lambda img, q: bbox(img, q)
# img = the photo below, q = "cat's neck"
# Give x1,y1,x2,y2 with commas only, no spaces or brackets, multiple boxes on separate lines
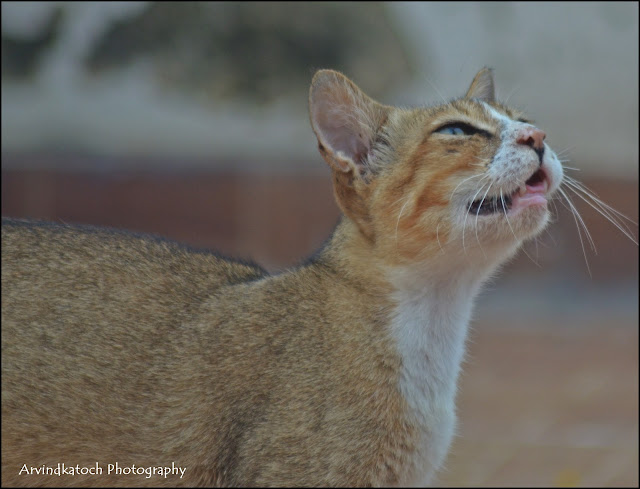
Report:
317,217,510,302
317,217,509,485
314,216,504,394
385,262,480,486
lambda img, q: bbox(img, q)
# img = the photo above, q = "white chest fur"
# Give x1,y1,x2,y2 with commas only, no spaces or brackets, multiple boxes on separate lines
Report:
388,266,483,486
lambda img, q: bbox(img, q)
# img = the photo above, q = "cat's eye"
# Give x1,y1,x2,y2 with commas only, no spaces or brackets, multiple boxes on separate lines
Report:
434,122,489,137
437,125,466,136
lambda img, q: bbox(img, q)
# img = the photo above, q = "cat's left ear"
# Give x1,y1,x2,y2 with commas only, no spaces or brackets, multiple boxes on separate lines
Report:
309,70,389,179
465,67,495,102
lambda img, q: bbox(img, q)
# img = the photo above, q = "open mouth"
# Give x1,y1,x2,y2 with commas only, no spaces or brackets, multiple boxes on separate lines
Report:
468,168,549,215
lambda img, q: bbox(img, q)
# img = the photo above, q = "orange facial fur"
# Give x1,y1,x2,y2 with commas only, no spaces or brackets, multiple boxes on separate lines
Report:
310,70,562,269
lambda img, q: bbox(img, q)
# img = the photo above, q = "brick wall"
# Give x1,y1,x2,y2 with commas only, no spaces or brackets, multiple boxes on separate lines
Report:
2,165,637,281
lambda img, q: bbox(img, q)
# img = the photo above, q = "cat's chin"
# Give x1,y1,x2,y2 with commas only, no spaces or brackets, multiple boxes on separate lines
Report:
467,204,550,248
505,204,551,242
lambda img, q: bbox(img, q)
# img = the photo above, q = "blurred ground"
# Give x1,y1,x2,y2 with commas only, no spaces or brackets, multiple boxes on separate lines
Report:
439,319,638,487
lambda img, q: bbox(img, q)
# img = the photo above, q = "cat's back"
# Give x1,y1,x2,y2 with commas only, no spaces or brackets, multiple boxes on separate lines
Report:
1,218,268,349
2,218,267,373
2,217,266,301
2,217,267,349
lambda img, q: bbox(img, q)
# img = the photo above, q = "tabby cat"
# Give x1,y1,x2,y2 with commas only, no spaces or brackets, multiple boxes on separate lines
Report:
3,68,571,486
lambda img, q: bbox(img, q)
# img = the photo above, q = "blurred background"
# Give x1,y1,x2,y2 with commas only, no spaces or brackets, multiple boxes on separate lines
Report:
2,2,637,486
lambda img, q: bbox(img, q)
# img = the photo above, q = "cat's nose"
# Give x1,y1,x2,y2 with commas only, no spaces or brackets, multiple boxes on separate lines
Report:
517,126,546,163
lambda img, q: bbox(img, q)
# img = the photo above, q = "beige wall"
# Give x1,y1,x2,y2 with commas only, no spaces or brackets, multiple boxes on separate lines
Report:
389,2,639,179
2,2,638,179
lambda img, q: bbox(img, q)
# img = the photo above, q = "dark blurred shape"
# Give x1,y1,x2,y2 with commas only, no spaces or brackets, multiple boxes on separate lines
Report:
85,1,413,104
1,6,63,79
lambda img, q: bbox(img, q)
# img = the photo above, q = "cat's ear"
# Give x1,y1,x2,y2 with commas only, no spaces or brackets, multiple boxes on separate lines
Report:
465,67,495,102
309,70,389,178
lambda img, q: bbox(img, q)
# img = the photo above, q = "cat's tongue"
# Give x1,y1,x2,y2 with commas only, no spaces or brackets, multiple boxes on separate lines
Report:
510,173,548,213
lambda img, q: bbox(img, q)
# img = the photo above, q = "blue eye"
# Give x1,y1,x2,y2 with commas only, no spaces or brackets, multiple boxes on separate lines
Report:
437,125,466,135
434,122,491,138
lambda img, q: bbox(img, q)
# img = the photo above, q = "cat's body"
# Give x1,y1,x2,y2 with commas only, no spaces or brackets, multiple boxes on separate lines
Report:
2,68,564,486
1,219,408,486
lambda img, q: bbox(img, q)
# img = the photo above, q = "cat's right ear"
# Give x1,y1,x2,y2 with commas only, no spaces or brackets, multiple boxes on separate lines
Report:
465,67,495,102
309,70,389,178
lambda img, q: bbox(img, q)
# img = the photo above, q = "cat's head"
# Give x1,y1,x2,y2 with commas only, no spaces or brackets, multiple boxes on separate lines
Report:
309,68,563,266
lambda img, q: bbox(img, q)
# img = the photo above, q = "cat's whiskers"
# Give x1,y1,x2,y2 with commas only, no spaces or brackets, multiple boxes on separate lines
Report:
548,169,638,276
390,195,409,209
500,189,541,268
474,183,494,258
555,146,576,159
557,187,593,277
436,220,445,254
537,227,557,249
462,177,491,257
547,195,563,248
560,187,598,252
562,176,638,242
467,157,489,169
504,84,520,106
421,74,447,104
468,155,489,168
549,194,561,219
449,173,484,203
395,197,412,249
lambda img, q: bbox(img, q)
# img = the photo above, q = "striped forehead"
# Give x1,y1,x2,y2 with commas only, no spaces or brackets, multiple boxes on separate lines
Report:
429,99,520,130
481,102,516,127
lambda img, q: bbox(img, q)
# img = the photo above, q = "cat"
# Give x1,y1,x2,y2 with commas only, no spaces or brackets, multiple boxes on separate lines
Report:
2,67,570,486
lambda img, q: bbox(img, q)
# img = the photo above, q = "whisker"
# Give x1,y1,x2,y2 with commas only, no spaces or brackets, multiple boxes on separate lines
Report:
544,193,560,247
463,178,491,256
564,176,638,227
554,193,574,214
436,220,445,254
474,183,493,258
555,146,576,159
558,187,592,277
562,180,638,245
558,186,598,252
389,195,409,208
467,155,489,169
449,173,484,203
550,195,560,220
563,178,634,228
395,197,412,247
421,74,447,104
504,84,520,106
500,189,540,268
541,227,557,248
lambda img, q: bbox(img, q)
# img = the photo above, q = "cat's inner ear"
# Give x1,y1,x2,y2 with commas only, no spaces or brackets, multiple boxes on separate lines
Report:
309,70,387,176
465,67,495,102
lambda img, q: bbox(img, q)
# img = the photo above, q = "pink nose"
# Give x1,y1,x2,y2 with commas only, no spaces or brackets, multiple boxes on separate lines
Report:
517,126,546,151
